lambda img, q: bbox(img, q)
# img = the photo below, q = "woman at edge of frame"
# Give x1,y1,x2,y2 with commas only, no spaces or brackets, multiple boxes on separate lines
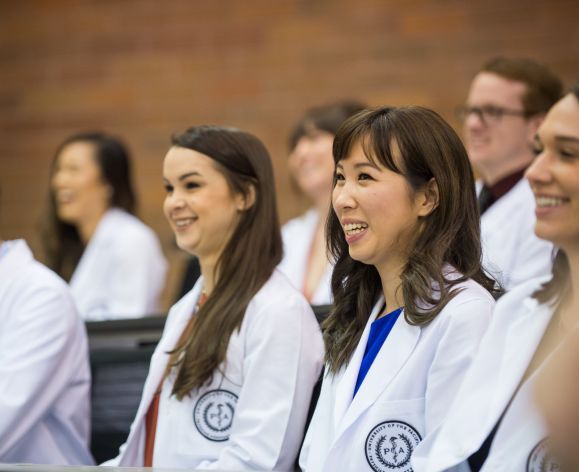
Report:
413,85,579,471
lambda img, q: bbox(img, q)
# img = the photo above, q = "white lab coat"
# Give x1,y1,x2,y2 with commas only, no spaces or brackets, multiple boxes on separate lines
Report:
107,269,324,470
300,276,495,472
480,179,553,290
70,208,168,321
279,208,333,305
412,277,558,472
0,240,93,465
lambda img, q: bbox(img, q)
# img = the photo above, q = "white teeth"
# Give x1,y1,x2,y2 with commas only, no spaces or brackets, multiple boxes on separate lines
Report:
344,223,368,234
536,196,566,208
174,218,196,227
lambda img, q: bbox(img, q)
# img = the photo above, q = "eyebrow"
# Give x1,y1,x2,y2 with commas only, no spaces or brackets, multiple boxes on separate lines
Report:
554,135,579,144
336,161,379,170
162,171,202,183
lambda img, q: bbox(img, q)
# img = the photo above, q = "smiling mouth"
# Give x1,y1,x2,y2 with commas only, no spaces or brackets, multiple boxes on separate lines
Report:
343,223,368,236
55,190,75,204
536,196,569,208
174,217,197,228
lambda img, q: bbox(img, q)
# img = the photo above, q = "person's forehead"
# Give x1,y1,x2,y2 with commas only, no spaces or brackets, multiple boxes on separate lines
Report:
467,72,527,106
540,94,579,137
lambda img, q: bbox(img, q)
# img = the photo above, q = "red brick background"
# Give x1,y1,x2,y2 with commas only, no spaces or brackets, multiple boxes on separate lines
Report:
1,0,578,308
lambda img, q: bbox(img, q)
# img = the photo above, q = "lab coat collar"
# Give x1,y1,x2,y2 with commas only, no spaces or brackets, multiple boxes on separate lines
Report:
333,296,421,441
489,296,553,417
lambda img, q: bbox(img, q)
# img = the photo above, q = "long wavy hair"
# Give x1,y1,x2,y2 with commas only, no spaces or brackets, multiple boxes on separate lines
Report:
41,132,136,281
324,106,497,373
532,85,579,306
167,126,283,399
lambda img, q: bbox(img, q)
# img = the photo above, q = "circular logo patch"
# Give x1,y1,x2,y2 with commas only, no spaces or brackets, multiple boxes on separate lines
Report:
365,420,422,471
527,438,560,472
193,389,238,442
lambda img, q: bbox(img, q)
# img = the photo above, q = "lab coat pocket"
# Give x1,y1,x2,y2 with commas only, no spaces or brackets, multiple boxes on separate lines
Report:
363,398,425,472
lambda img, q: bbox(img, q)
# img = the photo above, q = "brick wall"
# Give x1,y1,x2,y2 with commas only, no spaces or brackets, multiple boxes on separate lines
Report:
1,0,578,308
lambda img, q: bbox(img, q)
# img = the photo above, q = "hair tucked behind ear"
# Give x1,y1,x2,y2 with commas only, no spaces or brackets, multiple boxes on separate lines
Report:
166,126,283,399
323,107,497,373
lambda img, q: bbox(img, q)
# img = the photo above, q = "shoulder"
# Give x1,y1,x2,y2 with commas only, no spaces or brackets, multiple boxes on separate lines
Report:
108,209,159,241
493,275,550,318
428,276,495,328
247,269,315,323
6,259,78,330
281,208,318,237
99,209,164,258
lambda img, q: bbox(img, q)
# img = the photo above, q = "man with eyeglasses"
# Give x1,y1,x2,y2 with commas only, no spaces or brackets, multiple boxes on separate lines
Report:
459,57,562,290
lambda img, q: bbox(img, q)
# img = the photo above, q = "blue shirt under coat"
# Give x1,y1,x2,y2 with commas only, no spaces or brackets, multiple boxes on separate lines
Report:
353,307,403,397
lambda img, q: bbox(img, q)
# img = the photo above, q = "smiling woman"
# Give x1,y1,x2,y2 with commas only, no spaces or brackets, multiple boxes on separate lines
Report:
279,101,366,305
413,86,579,472
42,132,167,321
300,106,497,472
105,126,324,470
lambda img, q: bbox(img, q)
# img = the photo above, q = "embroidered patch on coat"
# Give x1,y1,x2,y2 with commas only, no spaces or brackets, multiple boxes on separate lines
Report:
365,420,422,471
193,389,238,442
527,438,560,472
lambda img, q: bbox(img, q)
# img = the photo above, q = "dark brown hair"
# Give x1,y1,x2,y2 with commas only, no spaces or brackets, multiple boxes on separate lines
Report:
324,106,497,373
42,132,136,280
167,126,283,398
288,100,367,151
481,57,563,116
532,85,579,305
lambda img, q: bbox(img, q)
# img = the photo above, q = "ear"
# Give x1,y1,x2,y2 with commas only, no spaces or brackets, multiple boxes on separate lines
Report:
235,183,256,212
417,178,439,217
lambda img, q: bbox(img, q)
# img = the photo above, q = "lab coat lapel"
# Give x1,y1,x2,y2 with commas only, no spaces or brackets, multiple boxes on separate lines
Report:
334,299,421,440
132,279,204,421
490,297,553,416
332,299,382,427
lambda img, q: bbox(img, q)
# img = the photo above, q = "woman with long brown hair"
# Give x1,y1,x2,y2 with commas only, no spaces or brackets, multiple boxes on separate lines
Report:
106,126,323,470
414,86,579,472
43,132,167,320
300,106,496,471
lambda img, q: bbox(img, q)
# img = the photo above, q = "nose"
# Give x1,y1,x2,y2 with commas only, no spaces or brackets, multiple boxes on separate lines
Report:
464,109,486,132
332,180,356,213
165,190,186,212
289,140,310,164
51,168,67,190
525,151,552,186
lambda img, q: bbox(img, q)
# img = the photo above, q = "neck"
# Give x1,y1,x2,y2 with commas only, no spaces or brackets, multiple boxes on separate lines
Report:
479,152,533,186
199,257,218,295
376,258,406,314
77,207,108,244
562,248,579,328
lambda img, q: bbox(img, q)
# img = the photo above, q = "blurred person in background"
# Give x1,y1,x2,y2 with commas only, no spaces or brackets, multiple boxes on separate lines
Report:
105,126,323,470
414,84,579,472
0,237,93,465
279,100,366,305
458,57,562,290
42,132,167,321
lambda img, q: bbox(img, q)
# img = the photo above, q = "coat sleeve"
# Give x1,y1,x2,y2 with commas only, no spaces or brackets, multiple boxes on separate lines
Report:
423,295,494,435
196,293,324,471
0,277,81,456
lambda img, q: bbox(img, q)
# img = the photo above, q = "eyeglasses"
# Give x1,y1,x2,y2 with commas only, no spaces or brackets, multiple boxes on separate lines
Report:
456,105,529,125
